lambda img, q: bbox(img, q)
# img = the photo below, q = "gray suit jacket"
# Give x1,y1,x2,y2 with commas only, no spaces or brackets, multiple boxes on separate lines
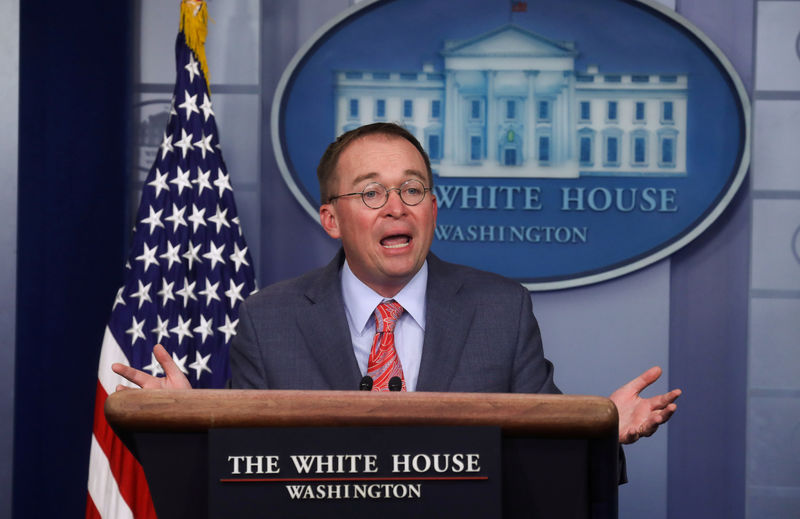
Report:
230,251,559,394
228,253,629,484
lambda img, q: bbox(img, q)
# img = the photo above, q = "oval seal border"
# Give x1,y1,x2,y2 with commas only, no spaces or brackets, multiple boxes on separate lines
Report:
271,0,751,291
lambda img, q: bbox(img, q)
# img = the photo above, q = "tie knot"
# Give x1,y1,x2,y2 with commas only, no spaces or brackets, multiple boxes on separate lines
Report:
374,300,403,333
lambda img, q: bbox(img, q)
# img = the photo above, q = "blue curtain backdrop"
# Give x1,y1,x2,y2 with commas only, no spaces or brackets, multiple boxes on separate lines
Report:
15,1,132,516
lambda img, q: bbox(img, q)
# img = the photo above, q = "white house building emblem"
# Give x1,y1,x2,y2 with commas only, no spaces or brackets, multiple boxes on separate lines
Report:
335,25,687,180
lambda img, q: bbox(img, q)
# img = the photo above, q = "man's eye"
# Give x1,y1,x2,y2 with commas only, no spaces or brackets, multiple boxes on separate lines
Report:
405,187,421,196
363,190,380,199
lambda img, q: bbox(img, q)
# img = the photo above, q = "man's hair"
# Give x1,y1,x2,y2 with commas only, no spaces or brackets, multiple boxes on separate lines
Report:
316,122,433,205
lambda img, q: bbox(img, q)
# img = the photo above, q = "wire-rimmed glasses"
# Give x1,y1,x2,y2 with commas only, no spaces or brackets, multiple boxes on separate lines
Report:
328,178,431,209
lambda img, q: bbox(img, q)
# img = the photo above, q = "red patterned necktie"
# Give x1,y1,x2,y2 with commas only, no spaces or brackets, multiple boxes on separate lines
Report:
367,300,406,392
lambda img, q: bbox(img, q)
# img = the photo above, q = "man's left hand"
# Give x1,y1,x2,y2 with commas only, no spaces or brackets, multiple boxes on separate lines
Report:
610,366,681,445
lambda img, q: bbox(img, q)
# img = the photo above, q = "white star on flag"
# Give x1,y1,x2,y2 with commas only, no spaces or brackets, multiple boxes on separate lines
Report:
189,351,213,380
174,128,194,158
188,203,207,232
112,286,126,310
193,315,214,343
125,316,146,344
214,168,232,196
140,206,165,235
208,205,230,233
182,241,202,269
185,53,200,83
198,277,221,305
142,352,165,377
170,316,193,346
218,314,238,343
130,280,153,309
157,278,175,306
165,203,187,232
230,243,250,272
171,165,193,194
225,279,245,308
171,352,189,375
203,241,226,269
149,167,170,196
178,89,199,119
176,277,197,306
135,242,160,271
159,241,182,270
193,132,214,159
193,168,212,195
159,132,174,160
168,95,178,118
199,93,214,121
151,315,171,344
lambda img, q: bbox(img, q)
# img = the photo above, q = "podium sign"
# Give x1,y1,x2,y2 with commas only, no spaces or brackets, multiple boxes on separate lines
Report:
105,390,619,518
209,426,501,518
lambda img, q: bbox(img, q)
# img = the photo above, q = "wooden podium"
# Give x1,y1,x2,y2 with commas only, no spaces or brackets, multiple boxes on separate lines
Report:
106,390,619,518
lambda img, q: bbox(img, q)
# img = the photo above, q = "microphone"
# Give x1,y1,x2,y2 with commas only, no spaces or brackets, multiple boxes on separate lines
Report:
388,376,402,392
359,376,373,391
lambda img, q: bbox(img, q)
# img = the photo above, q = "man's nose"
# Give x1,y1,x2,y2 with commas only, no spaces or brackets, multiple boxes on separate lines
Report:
383,188,406,212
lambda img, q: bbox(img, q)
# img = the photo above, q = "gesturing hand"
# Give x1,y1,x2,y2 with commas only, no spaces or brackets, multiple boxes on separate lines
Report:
111,344,192,391
610,366,681,445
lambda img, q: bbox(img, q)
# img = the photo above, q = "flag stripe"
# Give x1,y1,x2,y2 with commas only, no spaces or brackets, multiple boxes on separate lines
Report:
91,380,158,518
87,435,135,519
98,326,135,396
86,493,102,519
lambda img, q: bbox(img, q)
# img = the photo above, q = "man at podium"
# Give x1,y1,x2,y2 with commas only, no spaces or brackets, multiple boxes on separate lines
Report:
114,122,680,449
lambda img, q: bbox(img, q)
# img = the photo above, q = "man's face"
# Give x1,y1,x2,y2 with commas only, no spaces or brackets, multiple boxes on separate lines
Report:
319,134,437,298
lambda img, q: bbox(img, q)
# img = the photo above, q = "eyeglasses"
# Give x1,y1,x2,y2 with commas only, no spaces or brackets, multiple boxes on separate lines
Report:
328,179,432,209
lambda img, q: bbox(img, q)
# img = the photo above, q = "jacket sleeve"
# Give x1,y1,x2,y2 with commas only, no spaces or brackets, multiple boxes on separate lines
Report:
510,286,560,395
229,300,269,389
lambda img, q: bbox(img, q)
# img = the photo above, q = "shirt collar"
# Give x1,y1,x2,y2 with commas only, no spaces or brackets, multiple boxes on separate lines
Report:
341,259,428,335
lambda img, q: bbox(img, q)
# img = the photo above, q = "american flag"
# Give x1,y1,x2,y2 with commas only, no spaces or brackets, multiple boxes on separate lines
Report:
86,4,256,517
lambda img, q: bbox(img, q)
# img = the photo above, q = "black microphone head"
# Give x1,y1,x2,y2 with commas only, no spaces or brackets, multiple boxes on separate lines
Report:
359,375,373,391
388,376,402,392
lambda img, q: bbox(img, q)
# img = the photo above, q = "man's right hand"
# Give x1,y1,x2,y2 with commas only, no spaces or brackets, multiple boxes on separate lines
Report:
111,344,192,391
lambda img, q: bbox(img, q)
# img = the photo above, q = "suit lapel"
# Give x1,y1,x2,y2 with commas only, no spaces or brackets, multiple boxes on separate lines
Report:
297,251,363,390
416,255,475,392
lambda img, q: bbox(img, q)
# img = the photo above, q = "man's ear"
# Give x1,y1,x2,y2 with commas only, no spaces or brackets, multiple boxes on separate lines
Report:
319,204,341,239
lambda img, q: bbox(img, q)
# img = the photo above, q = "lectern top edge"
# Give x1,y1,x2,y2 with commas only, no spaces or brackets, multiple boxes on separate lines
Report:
105,389,618,438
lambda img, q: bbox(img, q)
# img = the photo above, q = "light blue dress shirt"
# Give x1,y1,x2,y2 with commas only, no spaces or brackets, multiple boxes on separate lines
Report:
340,260,427,391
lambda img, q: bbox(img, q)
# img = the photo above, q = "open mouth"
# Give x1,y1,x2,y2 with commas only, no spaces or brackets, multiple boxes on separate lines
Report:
380,234,411,249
